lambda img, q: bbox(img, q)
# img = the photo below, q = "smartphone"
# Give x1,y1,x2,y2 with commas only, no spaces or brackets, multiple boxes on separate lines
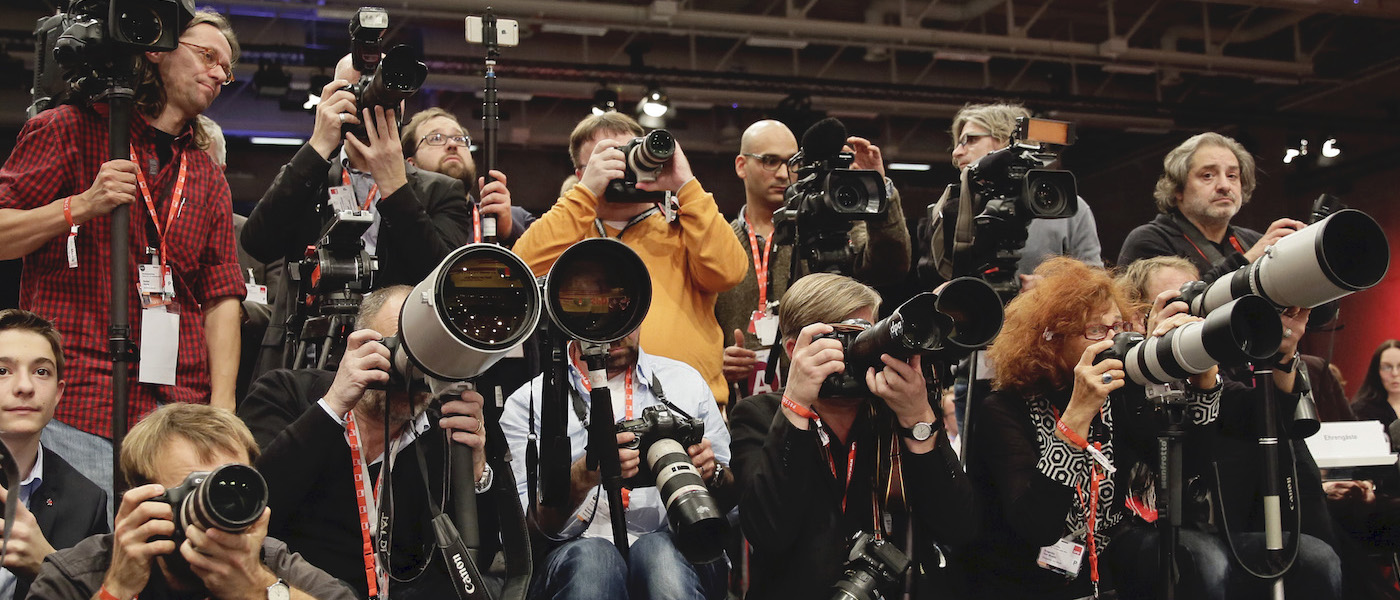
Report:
465,15,520,47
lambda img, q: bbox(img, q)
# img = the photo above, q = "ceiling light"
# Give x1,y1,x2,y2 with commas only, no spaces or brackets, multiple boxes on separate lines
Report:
1283,148,1300,164
592,86,619,115
639,88,670,117
251,136,306,146
1101,64,1156,76
888,163,931,171
1322,138,1340,158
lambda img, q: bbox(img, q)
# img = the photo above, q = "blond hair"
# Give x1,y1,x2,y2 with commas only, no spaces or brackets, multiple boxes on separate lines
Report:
1116,255,1199,308
949,103,1029,166
121,404,260,486
778,273,882,343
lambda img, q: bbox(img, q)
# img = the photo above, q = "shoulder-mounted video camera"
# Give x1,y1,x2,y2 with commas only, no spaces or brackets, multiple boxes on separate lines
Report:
965,117,1079,229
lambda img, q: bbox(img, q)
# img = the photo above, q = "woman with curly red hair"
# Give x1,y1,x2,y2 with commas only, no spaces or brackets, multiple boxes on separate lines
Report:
961,257,1222,599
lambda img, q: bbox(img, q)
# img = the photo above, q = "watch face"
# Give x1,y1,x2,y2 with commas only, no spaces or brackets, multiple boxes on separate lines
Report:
268,581,290,600
911,423,933,441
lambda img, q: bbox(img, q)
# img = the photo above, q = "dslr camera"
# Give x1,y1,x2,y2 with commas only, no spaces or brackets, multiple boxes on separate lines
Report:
615,405,727,564
154,464,269,546
604,129,676,204
340,8,426,133
831,531,911,600
773,118,888,276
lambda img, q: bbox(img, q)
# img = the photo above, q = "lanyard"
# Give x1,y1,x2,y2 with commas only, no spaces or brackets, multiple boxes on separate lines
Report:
344,411,385,599
130,144,187,276
593,207,657,239
342,170,379,210
472,202,483,243
1078,450,1105,597
826,440,858,513
744,212,774,312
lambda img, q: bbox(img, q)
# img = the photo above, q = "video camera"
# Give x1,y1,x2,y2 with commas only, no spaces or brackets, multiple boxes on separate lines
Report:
615,405,727,564
830,531,911,600
604,129,676,203
288,210,378,370
816,277,1003,397
340,8,426,138
773,117,888,276
30,0,195,116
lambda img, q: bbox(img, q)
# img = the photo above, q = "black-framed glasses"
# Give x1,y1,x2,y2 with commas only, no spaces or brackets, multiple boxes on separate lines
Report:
1084,321,1128,341
420,132,471,147
742,153,795,172
179,42,234,86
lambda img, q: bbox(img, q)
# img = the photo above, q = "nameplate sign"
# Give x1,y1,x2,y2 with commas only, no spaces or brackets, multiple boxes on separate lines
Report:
1305,421,1398,468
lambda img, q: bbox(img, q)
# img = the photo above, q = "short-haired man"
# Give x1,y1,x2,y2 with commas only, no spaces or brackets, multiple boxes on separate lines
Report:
1117,131,1307,281
239,286,503,598
512,112,747,404
400,107,535,244
715,120,912,404
728,273,976,599
241,55,473,381
0,309,108,600
0,11,246,495
28,404,355,600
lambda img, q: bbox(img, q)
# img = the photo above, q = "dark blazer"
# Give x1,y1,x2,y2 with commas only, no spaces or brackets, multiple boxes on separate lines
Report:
16,447,109,599
240,144,472,380
1117,211,1262,282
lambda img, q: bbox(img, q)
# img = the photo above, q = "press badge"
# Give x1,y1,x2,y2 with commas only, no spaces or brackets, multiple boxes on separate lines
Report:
138,306,179,386
138,263,174,307
327,185,358,211
1036,537,1085,578
244,269,268,305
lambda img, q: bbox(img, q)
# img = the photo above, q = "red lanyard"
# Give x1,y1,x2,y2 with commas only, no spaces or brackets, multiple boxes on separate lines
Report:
1182,232,1246,263
1078,450,1105,595
342,170,379,210
745,209,774,312
826,440,858,513
130,144,187,275
472,203,483,243
344,412,383,599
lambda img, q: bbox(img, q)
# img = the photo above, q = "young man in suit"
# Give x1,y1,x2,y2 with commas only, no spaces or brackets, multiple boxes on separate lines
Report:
0,309,108,600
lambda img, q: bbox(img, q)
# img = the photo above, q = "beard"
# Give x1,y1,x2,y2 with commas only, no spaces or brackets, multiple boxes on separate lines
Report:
358,388,433,426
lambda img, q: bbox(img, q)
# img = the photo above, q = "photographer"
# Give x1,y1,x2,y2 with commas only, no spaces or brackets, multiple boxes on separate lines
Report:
0,10,246,495
238,286,502,599
499,315,732,599
512,113,747,406
240,53,472,380
728,273,975,600
716,119,911,404
27,404,353,600
962,257,1221,599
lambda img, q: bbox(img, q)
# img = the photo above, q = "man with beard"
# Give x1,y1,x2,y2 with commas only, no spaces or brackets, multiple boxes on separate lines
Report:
499,264,734,600
400,108,535,244
28,403,354,600
238,286,501,598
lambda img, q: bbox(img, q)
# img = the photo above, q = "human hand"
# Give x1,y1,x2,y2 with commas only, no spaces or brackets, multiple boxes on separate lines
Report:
616,432,640,479
844,136,885,178
343,105,408,197
723,329,758,382
181,507,278,600
687,438,717,482
1244,218,1308,263
76,160,139,223
866,354,931,423
1063,339,1124,440
323,329,391,417
309,78,359,159
580,139,626,199
476,169,514,237
635,141,696,192
0,485,56,577
1145,288,1191,335
102,484,176,600
440,388,488,483
1278,306,1311,360
1323,480,1376,504
783,323,845,411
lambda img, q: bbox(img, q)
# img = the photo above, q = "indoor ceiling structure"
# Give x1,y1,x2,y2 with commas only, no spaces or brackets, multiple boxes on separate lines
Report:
4,0,1399,171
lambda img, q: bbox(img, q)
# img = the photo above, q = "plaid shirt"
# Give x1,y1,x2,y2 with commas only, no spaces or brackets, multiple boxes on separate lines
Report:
0,103,245,438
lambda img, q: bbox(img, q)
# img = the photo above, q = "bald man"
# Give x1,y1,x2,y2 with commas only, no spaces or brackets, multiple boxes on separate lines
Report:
714,120,911,404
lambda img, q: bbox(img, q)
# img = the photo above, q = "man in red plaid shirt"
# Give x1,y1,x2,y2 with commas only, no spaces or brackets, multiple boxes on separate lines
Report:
0,10,244,497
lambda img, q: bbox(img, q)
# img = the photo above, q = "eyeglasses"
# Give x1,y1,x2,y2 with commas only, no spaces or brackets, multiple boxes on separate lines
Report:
954,133,992,149
420,132,471,147
742,153,795,172
1380,364,1400,374
179,42,234,86
1084,321,1128,341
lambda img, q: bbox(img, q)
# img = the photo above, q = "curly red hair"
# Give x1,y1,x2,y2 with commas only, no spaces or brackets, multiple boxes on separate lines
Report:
988,257,1133,396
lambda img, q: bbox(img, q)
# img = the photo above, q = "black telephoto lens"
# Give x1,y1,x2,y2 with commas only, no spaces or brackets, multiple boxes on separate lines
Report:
190,463,269,531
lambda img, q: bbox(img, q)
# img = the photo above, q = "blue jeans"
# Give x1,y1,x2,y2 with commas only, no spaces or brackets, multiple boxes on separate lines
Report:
531,533,728,600
41,419,114,526
1107,524,1342,600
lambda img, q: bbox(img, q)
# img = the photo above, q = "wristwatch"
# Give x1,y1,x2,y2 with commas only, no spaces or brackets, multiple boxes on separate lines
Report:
267,578,290,600
898,422,937,442
708,462,726,487
1276,353,1300,374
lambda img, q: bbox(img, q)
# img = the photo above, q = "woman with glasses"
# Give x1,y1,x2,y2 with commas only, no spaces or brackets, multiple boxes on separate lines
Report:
961,257,1223,599
1350,340,1400,426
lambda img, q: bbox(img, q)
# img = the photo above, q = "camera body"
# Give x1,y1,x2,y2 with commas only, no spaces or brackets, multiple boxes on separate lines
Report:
604,129,676,203
296,210,377,300
616,405,704,486
831,531,911,600
153,464,268,545
814,321,874,398
965,116,1079,229
338,9,426,139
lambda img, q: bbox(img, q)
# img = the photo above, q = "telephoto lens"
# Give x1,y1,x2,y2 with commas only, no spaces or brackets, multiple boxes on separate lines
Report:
1120,295,1282,385
629,129,675,174
647,439,728,564
156,463,269,537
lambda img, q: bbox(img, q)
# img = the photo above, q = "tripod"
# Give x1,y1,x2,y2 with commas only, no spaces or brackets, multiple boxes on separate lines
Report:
1147,382,1191,600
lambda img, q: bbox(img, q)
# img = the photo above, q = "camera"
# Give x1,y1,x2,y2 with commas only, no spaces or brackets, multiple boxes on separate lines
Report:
815,278,1003,397
30,0,195,115
604,129,676,203
287,210,378,370
830,531,911,600
773,118,888,276
154,464,269,543
965,117,1079,228
339,8,426,138
1097,295,1282,386
614,406,727,565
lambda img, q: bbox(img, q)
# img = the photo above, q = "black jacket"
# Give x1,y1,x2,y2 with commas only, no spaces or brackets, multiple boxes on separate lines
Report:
240,144,472,379
729,391,976,600
1117,211,1262,281
13,448,109,600
239,368,501,600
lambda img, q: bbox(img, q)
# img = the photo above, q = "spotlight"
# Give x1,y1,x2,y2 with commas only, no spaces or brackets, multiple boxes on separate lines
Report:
1322,138,1340,158
592,86,619,115
636,86,669,128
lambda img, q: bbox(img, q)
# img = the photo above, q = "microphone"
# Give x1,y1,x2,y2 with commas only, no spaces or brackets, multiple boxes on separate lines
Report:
800,117,848,162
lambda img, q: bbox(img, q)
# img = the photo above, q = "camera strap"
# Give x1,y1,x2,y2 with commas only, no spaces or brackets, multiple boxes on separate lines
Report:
1171,212,1245,267
592,207,657,239
412,433,489,600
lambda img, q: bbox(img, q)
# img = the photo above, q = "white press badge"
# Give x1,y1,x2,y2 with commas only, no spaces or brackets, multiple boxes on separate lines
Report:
244,269,268,305
1037,537,1085,578
752,313,780,347
138,306,179,385
327,185,358,211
